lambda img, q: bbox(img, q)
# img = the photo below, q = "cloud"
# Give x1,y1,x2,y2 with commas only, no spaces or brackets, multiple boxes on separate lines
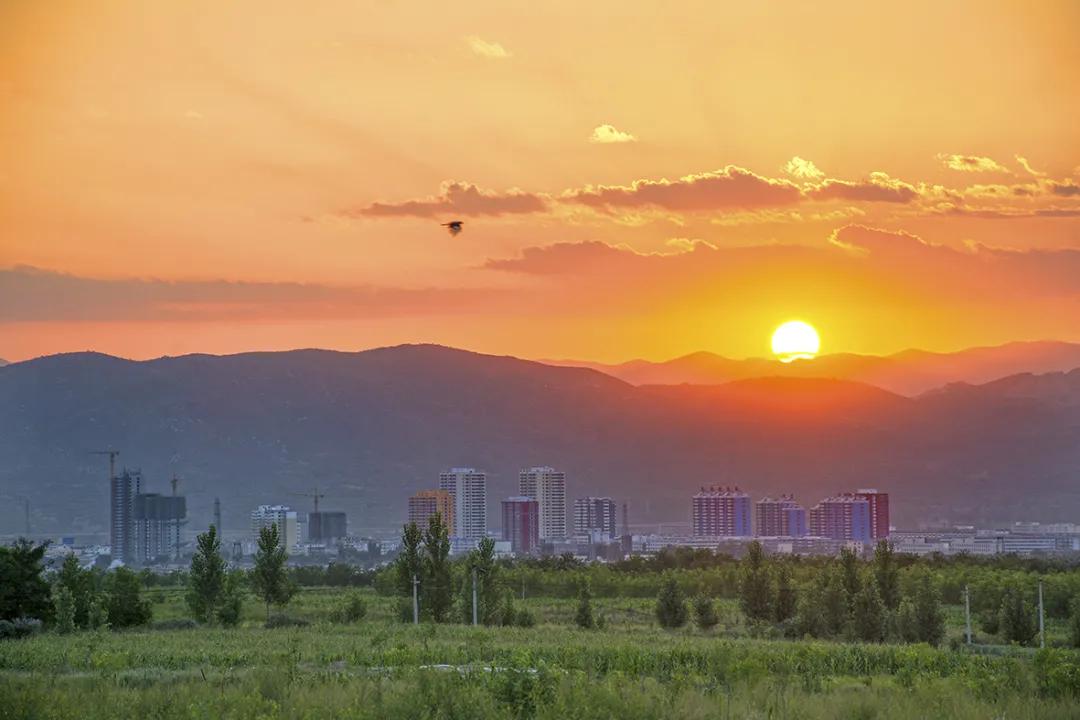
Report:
563,165,802,212
1050,180,1080,197
347,182,547,219
782,157,825,180
0,266,503,323
589,124,637,144
466,36,511,59
806,173,919,203
937,154,1010,173
1015,155,1046,177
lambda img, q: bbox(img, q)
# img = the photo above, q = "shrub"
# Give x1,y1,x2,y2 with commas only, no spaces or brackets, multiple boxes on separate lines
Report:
999,585,1037,646
87,596,109,631
0,617,43,640
655,573,688,629
575,578,594,629
150,618,199,631
106,567,152,628
53,586,76,634
692,595,719,631
217,574,244,627
339,593,368,623
265,614,310,629
515,608,536,628
979,609,1000,636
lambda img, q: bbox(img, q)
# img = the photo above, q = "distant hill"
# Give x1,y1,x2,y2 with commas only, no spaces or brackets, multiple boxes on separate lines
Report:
547,341,1080,396
1,345,1077,537
0,358,7,367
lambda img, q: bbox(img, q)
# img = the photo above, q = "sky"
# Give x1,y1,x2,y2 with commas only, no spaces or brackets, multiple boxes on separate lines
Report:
1,0,1078,363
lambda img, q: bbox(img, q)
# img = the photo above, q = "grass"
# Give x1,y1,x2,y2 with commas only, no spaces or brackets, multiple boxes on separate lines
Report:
1,587,1078,719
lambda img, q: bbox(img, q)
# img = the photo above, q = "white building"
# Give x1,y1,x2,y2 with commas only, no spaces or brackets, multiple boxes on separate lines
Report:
438,468,487,541
250,505,300,552
519,466,567,541
574,496,617,542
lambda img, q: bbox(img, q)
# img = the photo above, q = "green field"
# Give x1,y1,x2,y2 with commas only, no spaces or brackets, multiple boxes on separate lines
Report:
3,587,1079,720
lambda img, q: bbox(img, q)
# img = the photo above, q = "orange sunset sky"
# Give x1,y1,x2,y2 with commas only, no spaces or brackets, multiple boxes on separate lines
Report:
1,0,1078,363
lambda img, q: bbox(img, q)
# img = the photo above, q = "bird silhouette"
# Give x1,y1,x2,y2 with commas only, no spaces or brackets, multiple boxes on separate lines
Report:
441,220,464,236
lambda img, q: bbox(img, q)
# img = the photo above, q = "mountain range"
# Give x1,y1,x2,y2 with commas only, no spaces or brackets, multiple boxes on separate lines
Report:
0,344,1078,539
547,341,1080,396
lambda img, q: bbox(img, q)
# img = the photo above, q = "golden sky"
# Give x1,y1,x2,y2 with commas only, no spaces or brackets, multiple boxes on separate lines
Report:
1,0,1078,362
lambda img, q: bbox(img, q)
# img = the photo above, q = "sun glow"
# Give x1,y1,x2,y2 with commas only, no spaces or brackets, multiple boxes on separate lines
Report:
771,321,820,363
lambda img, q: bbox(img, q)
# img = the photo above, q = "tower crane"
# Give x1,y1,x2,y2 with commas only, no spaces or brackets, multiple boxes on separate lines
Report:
290,486,326,514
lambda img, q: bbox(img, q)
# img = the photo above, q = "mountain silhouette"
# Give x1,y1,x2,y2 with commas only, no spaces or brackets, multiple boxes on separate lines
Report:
1,345,1077,537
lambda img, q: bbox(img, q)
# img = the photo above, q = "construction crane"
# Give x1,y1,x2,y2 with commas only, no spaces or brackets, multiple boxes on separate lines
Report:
170,475,182,561
290,486,326,514
89,449,120,482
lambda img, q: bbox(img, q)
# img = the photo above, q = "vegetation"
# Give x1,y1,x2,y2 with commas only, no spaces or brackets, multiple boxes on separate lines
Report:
0,539,51,623
187,525,227,623
251,524,296,622
575,577,595,629
692,594,718,630
655,572,689,629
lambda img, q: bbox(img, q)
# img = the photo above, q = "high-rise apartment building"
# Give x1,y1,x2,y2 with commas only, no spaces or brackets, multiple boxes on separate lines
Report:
855,489,890,540
250,505,300,552
573,496,618,542
691,487,752,537
501,496,540,555
110,469,141,564
808,494,871,542
408,489,455,532
754,495,807,537
438,468,487,540
518,467,567,541
308,511,347,542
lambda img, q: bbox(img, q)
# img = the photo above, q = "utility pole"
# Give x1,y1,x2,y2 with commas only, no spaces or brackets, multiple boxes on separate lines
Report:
964,585,972,645
1038,581,1045,649
412,574,420,625
472,568,478,626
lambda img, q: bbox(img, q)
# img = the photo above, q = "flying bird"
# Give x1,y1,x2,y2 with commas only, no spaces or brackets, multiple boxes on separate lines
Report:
441,220,464,236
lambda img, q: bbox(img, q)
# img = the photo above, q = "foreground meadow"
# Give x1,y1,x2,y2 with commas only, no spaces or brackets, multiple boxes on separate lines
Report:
2,588,1079,720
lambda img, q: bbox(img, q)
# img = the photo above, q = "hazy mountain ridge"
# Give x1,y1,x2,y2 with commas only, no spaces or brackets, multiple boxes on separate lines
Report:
547,341,1080,396
1,344,1077,537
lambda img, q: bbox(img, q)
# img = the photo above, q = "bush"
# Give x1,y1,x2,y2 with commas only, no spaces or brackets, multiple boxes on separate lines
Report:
53,586,76,635
575,578,594,629
692,595,719,631
87,596,109,631
0,617,43,640
515,608,536,628
979,609,1000,636
655,573,688,629
217,574,244,628
264,614,310,629
339,593,367,623
396,597,415,624
150,618,199,631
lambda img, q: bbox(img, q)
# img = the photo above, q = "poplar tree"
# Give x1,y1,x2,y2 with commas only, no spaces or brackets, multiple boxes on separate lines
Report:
656,572,689,629
873,540,900,610
251,523,295,621
422,513,453,622
187,525,226,623
739,541,773,622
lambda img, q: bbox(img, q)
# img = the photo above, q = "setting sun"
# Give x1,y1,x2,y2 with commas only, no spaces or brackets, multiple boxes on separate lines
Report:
771,321,821,363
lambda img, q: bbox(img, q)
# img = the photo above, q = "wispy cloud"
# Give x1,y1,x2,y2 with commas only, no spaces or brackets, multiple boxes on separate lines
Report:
346,181,547,219
589,124,637,144
466,36,511,59
1014,155,1046,177
937,154,1010,173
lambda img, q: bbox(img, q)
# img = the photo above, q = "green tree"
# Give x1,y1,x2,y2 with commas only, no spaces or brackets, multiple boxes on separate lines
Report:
1068,596,1080,649
851,574,885,642
55,554,95,628
53,585,76,634
395,522,423,598
251,523,295,621
186,525,227,623
820,565,850,637
422,513,453,622
912,570,945,646
575,577,594,629
464,536,501,625
0,539,52,623
692,594,719,631
998,584,1037,646
839,546,861,613
897,599,919,642
774,561,798,622
217,572,244,627
105,567,152,628
655,572,689,629
873,540,900,610
739,541,773,622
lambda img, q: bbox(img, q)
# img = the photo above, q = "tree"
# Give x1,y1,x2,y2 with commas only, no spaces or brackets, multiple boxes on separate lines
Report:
422,513,453,622
851,575,885,642
998,584,1037,646
820,565,850,637
774,561,798,622
739,541,773,622
912,569,945,646
395,522,423,598
55,554,95,628
217,572,244,627
464,536,501,625
897,599,919,642
1068,596,1080,649
873,541,900,611
187,526,227,623
53,585,76,634
575,577,595,629
251,523,295,621
693,594,719,631
656,572,689,629
0,539,52,623
105,567,152,628
839,546,861,613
